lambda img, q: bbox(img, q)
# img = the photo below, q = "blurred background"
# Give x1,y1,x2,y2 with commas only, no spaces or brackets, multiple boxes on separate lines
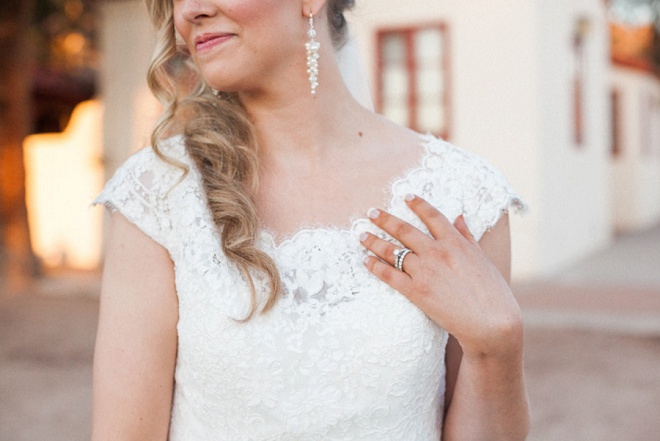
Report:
0,0,659,440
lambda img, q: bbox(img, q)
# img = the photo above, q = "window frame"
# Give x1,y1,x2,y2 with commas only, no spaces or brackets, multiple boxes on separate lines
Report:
610,88,622,158
572,18,590,148
375,23,452,140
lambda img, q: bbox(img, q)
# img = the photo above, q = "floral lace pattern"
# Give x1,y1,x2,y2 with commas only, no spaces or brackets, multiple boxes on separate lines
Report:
94,134,525,441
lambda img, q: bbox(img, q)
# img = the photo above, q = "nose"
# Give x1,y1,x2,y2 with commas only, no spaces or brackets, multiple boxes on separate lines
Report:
178,0,217,24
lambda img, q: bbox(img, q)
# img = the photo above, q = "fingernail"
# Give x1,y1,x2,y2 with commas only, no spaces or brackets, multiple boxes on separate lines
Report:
405,194,416,202
367,208,380,219
359,232,368,242
363,256,370,265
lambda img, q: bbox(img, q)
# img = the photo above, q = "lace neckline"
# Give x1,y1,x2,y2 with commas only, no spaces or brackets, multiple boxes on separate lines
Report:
259,133,442,250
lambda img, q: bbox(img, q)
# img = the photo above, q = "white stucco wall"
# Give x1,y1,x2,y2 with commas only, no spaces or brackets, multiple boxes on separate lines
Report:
535,0,612,273
611,67,660,231
98,0,634,280
349,0,542,279
350,0,613,278
442,0,541,278
100,0,160,178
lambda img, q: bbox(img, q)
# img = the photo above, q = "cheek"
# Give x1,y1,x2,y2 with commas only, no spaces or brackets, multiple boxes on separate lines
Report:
230,0,298,42
173,12,192,50
223,0,261,20
225,0,282,21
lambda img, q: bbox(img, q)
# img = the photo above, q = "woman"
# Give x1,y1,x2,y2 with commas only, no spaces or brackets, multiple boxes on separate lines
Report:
92,0,530,439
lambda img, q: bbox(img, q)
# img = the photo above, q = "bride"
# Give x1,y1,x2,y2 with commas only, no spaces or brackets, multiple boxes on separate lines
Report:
92,0,530,439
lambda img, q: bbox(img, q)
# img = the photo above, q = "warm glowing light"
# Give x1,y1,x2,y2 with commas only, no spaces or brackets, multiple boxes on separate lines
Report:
23,100,104,269
610,22,654,60
64,32,86,55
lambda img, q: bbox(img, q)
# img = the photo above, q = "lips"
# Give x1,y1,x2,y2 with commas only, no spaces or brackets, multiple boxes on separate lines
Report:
194,32,235,52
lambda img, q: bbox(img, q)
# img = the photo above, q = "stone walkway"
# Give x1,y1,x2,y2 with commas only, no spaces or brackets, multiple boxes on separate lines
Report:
1,224,659,441
513,223,660,441
0,288,98,441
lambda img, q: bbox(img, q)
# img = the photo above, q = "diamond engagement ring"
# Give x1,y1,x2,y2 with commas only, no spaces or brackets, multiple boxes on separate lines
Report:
393,248,413,271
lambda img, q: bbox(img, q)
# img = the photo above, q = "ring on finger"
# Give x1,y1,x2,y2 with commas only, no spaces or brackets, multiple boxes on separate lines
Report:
393,247,413,271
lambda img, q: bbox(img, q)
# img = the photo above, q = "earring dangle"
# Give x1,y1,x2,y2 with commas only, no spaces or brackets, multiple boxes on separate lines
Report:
306,13,320,95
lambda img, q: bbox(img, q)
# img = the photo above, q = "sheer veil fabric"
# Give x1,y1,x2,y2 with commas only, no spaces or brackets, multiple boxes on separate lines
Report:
337,28,374,111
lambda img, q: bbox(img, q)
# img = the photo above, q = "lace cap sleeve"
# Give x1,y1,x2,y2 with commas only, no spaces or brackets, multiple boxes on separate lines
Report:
93,137,186,250
440,141,527,241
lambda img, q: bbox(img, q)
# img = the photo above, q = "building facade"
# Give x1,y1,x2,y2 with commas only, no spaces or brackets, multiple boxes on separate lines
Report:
348,0,613,278
94,0,659,279
609,23,660,232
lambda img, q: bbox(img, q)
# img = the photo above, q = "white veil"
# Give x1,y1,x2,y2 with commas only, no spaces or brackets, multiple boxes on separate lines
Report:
336,28,374,111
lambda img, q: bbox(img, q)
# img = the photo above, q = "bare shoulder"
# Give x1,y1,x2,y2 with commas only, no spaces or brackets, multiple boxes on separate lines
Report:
372,114,425,155
358,112,427,170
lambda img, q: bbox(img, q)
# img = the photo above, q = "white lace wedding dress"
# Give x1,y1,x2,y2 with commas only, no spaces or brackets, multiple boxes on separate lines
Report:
95,133,525,441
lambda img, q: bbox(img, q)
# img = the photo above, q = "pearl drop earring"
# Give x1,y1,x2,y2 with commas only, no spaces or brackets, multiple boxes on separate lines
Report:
305,13,320,95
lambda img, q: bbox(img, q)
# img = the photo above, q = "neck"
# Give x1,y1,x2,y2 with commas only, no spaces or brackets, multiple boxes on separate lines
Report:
237,52,369,167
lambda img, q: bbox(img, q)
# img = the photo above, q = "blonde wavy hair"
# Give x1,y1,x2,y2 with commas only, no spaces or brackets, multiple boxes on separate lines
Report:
145,0,355,319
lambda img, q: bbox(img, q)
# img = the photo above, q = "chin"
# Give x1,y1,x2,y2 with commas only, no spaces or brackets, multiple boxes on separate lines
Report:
205,76,263,96
195,55,277,96
197,67,251,95
205,81,242,94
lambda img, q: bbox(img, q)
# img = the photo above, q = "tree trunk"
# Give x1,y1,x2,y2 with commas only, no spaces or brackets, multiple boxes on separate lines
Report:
0,0,40,293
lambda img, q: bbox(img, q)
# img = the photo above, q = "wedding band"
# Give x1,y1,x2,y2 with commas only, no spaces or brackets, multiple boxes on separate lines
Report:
393,248,413,271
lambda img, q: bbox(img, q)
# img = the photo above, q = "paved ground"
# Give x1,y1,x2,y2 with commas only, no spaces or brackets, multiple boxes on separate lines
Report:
0,293,97,441
1,223,659,441
514,223,660,441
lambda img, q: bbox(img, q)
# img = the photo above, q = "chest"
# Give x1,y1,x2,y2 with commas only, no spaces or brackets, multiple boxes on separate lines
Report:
254,148,424,243
170,222,447,424
164,152,456,435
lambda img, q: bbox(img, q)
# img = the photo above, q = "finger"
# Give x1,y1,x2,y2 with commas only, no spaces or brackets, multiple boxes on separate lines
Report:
404,194,455,240
360,232,421,271
367,208,430,251
363,255,411,292
359,232,399,265
453,215,478,245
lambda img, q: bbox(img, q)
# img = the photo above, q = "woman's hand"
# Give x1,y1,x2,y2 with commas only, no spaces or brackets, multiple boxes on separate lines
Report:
363,195,531,440
360,194,523,362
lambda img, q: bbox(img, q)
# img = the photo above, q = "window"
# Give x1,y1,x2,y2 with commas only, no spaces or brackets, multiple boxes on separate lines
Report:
641,94,654,157
611,89,622,158
572,17,590,147
376,24,451,139
610,89,623,158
